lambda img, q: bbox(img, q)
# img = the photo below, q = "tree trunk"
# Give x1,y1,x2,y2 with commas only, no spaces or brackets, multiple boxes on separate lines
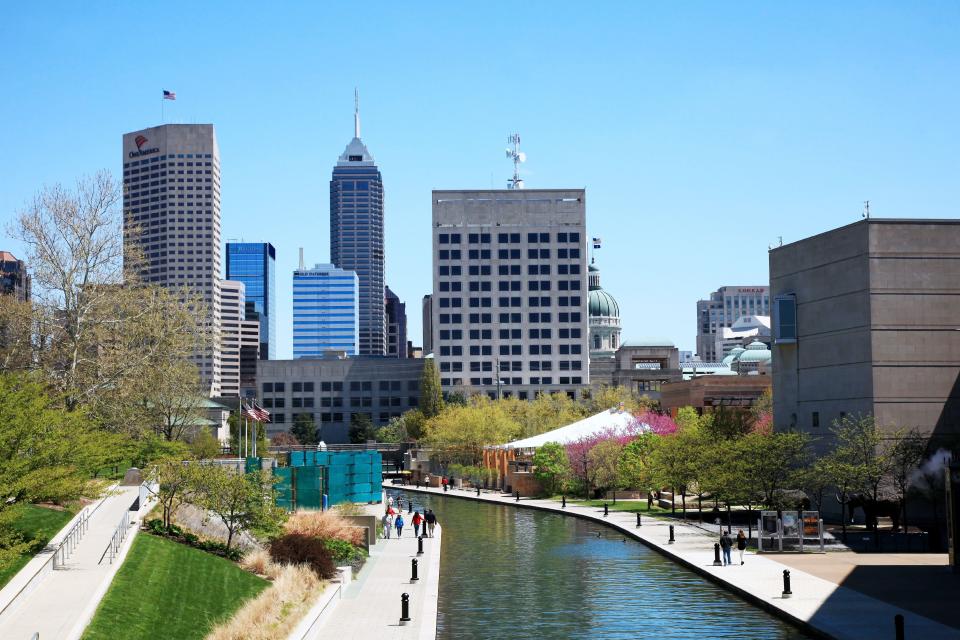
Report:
226,527,234,551
726,502,732,534
671,487,676,514
681,490,686,520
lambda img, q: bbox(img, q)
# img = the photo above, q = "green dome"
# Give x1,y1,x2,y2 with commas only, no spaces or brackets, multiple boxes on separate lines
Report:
589,287,620,318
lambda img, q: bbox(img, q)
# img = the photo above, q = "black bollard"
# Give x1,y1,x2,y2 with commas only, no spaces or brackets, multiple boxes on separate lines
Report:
637,512,642,527
604,503,609,517
713,543,722,566
411,558,419,582
408,502,413,514
417,535,424,556
782,570,792,598
515,491,520,502
476,486,480,496
668,525,675,544
562,495,566,509
400,593,411,623
894,614,904,640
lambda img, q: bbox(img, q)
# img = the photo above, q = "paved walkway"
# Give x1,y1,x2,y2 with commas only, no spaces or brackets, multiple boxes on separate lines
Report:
395,484,960,640
310,501,441,640
0,486,141,640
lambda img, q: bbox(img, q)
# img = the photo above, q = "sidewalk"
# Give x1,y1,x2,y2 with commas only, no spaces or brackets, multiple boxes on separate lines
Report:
0,485,141,640
395,484,960,640
309,501,441,640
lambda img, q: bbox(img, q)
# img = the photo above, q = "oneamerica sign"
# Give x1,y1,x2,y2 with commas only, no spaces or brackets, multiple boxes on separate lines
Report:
128,147,159,158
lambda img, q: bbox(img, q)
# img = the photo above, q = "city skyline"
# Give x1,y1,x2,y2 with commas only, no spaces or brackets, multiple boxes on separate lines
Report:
2,3,958,358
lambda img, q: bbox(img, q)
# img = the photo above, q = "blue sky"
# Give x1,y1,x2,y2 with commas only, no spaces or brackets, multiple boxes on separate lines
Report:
1,3,958,358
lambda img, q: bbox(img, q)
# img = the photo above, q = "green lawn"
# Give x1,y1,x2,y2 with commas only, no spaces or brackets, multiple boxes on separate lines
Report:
564,498,665,513
82,534,268,640
0,504,76,589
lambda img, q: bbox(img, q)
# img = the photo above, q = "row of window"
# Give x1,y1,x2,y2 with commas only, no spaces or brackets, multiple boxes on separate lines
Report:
438,232,582,244
437,296,582,308
438,280,581,292
262,396,416,409
438,264,581,276
262,380,418,393
439,377,583,387
437,313,583,327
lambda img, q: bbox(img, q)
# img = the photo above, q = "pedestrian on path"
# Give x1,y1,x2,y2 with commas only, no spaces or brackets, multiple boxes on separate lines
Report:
395,513,405,537
425,509,436,537
412,511,423,537
720,530,733,566
382,512,393,539
737,529,747,565
388,495,394,507
442,476,449,492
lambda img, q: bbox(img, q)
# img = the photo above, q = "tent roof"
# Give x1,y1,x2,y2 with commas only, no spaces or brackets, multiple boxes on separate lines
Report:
498,408,640,450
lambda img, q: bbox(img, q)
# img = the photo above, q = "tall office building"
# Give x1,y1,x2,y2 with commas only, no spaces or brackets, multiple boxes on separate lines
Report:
0,252,30,302
220,280,260,397
695,285,770,362
432,189,589,399
122,124,222,395
226,242,276,359
385,286,408,358
330,94,386,355
293,260,359,358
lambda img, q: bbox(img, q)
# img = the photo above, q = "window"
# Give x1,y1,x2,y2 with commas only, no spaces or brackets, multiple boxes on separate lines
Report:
262,382,273,393
774,294,797,343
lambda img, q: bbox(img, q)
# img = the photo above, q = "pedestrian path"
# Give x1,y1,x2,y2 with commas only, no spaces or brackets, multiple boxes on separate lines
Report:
310,501,440,640
395,484,960,640
0,485,141,640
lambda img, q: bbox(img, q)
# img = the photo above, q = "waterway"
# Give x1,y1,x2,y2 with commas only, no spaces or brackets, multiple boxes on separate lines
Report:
388,489,809,640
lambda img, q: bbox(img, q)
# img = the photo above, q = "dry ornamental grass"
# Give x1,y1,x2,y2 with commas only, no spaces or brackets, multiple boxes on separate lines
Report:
284,509,364,545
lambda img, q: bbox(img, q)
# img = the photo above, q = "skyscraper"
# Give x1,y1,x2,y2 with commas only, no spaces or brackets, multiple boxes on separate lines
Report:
220,280,260,397
385,286,408,358
330,93,385,355
696,286,770,362
0,252,30,302
293,259,359,358
226,242,276,359
122,124,222,395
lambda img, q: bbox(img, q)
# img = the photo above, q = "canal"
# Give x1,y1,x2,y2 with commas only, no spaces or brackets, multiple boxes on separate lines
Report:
389,490,809,639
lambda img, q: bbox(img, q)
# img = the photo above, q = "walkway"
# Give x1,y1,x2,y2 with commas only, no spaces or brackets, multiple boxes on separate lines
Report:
0,485,141,640
309,501,440,640
394,484,960,640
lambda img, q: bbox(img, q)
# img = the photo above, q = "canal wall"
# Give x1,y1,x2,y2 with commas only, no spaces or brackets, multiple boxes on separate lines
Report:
391,483,959,640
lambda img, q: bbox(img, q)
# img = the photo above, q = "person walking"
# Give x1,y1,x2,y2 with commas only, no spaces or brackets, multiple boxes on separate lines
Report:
395,513,405,538
442,476,449,492
720,530,733,566
381,512,393,539
412,511,424,538
736,529,747,565
425,509,437,537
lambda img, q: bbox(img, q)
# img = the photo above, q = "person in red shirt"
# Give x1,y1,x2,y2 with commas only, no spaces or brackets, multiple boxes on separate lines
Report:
412,511,424,537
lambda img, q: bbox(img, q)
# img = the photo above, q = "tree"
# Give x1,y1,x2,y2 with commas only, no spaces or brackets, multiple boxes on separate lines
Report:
190,430,221,460
750,388,774,435
375,416,409,443
270,431,300,447
618,434,656,493
588,439,624,497
228,413,268,457
423,396,520,466
419,359,444,419
147,456,200,528
703,406,753,441
195,467,286,550
581,385,653,415
886,429,926,532
823,414,891,534
740,432,811,509
649,427,700,517
291,413,319,446
348,413,374,444
532,442,571,496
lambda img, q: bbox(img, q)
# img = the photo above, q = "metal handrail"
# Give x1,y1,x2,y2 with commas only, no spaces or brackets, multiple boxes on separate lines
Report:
52,507,90,570
98,512,130,565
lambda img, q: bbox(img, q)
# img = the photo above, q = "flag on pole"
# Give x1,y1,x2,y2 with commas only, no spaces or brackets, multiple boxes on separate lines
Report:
592,237,602,249
163,90,176,100
241,401,259,421
253,402,271,423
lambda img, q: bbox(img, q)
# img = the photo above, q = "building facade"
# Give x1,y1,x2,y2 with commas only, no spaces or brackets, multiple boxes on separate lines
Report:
587,262,622,385
422,294,433,354
122,124,222,395
432,189,589,399
0,252,30,302
220,280,260,397
226,242,276,359
256,357,425,443
715,314,771,360
292,262,359,358
385,286,408,358
330,100,385,356
771,219,960,445
696,285,770,362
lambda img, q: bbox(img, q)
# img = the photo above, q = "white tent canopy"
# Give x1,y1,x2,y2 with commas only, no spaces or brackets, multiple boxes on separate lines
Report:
497,408,643,450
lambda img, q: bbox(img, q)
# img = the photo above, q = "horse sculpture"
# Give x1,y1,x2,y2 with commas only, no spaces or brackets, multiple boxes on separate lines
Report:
845,495,901,531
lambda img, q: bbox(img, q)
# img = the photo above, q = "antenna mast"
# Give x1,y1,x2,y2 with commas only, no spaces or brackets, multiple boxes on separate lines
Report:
354,88,360,138
505,133,525,189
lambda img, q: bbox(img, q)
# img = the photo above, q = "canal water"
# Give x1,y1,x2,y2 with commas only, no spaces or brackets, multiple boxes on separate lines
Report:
389,490,809,640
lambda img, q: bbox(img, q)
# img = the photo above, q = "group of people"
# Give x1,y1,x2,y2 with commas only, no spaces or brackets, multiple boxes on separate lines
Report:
718,529,748,565
382,496,438,539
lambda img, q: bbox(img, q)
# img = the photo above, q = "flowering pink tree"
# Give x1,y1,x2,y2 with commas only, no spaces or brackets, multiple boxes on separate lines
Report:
564,425,642,498
635,411,678,436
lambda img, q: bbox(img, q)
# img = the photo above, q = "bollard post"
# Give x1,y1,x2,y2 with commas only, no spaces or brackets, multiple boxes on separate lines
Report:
668,525,675,544
417,535,424,556
408,502,413,514
782,570,792,598
604,504,609,517
894,614,904,640
637,512,642,527
713,543,723,566
411,558,419,582
515,491,520,502
562,495,566,509
477,487,480,496
400,593,411,623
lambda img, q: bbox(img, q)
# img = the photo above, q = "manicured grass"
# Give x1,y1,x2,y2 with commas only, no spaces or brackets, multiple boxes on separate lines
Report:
0,504,76,589
566,499,664,513
82,534,268,640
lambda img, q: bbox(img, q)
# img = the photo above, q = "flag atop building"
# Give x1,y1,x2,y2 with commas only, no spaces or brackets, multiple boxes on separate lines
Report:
163,90,176,100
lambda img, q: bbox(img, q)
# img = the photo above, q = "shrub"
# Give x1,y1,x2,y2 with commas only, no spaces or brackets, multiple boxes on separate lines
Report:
269,534,337,579
284,510,363,545
240,547,284,580
323,538,363,564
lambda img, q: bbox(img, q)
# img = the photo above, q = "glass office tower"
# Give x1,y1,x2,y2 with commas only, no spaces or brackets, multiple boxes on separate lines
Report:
293,263,359,358
330,98,386,355
226,242,276,359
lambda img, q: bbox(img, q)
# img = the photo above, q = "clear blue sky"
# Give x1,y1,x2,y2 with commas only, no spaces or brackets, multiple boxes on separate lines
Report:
2,2,958,358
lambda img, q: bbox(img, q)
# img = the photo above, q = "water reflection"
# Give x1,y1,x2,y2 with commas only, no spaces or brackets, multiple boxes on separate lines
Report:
389,490,808,640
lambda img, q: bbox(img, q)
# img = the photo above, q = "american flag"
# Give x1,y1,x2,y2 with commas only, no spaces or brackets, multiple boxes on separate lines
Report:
163,90,176,100
593,237,602,249
243,401,271,423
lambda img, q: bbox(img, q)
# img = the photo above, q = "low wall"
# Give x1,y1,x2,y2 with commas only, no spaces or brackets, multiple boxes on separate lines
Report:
340,515,377,547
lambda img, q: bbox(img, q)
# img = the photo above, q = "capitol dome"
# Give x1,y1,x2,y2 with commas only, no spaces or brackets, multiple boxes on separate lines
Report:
588,264,620,319
588,262,622,358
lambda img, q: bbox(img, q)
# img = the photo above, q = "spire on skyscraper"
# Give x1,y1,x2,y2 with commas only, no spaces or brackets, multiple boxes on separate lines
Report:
354,87,360,139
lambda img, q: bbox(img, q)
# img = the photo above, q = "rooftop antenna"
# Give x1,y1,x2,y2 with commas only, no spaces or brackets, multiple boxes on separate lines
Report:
298,247,305,271
862,200,870,219
354,88,361,138
505,133,525,189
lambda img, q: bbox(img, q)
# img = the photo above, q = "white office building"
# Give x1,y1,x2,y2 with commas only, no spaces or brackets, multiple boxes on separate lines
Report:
293,260,359,358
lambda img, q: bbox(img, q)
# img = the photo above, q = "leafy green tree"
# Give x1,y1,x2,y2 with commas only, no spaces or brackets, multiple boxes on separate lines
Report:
617,434,656,492
228,413,268,456
419,359,445,418
649,427,700,516
190,430,221,460
703,406,753,441
147,456,201,528
823,414,891,535
532,442,571,495
423,396,520,466
291,413,319,446
375,416,409,443
195,467,286,550
349,413,375,444
740,432,811,509
886,429,927,531
588,439,624,497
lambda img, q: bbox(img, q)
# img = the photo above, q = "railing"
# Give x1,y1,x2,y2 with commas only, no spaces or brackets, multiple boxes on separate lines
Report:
52,507,90,570
98,512,131,565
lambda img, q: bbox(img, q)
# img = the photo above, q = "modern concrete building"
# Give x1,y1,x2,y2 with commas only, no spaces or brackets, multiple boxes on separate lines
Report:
770,219,960,444
432,189,589,399
385,286,408,358
122,124,222,395
696,285,770,362
421,294,433,354
292,261,359,358
220,280,260,397
330,95,386,356
0,252,30,302
226,242,276,359
256,356,426,442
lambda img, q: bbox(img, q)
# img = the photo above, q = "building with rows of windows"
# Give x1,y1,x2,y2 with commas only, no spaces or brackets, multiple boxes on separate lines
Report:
226,242,276,359
431,189,590,399
293,261,359,358
695,285,770,362
122,124,222,395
